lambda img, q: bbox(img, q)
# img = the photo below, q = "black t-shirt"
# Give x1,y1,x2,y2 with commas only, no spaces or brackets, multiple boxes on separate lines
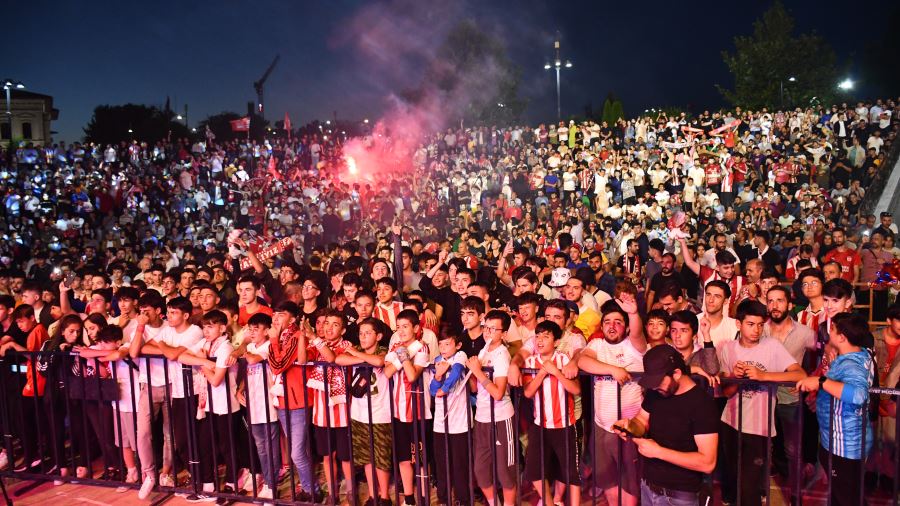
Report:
642,383,719,492
460,331,486,359
649,271,685,295
759,247,782,274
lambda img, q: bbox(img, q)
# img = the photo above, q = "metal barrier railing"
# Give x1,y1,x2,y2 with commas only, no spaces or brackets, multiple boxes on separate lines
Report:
0,351,896,506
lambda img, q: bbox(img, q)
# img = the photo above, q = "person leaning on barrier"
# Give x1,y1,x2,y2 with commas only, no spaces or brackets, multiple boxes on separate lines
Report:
613,344,719,506
797,312,876,506
870,304,900,486
717,299,807,506
669,309,720,387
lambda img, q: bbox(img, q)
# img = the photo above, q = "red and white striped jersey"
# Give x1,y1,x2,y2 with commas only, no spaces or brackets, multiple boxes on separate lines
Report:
388,340,432,422
307,340,352,428
310,388,349,428
797,306,824,332
523,351,576,429
374,301,404,330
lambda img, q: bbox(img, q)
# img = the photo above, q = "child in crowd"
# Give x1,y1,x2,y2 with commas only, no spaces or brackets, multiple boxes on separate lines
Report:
429,331,471,506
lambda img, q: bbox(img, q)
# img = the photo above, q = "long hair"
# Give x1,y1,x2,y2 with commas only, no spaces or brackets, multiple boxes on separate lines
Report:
48,314,84,351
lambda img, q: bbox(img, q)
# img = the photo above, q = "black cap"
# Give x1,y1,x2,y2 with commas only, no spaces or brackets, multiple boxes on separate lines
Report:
638,345,686,390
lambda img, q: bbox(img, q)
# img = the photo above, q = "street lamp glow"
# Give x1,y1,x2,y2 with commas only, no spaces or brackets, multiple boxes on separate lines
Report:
788,76,796,82
363,118,369,124
127,129,133,133
176,114,183,120
543,63,551,70
838,79,854,91
564,60,573,68
191,127,197,133
543,32,572,120
325,120,331,125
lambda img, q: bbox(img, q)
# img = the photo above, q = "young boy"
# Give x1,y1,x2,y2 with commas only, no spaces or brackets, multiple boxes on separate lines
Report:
336,317,392,506
523,320,582,506
429,331,470,506
241,312,281,500
373,277,404,331
384,309,432,506
644,309,670,348
178,309,251,499
467,309,518,506
304,309,349,502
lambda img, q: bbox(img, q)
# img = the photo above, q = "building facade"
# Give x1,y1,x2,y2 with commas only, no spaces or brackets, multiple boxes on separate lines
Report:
1,89,58,146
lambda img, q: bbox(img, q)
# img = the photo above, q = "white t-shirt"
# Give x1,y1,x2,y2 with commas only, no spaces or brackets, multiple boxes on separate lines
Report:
718,337,797,436
151,324,203,397
131,324,164,387
586,337,644,432
474,341,514,423
697,313,739,349
245,341,278,424
431,351,471,434
349,347,391,425
190,336,239,414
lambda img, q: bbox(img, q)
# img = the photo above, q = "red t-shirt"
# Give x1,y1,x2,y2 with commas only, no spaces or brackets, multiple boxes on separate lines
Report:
822,248,861,283
239,304,274,327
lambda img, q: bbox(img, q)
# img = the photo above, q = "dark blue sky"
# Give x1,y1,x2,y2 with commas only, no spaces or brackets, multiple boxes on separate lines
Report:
6,0,889,142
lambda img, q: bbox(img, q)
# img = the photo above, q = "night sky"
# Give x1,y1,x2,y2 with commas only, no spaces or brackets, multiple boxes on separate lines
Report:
5,0,891,143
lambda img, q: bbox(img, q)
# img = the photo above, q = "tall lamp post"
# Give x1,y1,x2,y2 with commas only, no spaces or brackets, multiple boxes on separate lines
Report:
2,79,25,144
780,76,796,109
544,32,572,121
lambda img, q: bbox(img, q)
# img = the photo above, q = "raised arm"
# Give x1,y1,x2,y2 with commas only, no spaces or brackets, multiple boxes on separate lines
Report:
678,237,701,276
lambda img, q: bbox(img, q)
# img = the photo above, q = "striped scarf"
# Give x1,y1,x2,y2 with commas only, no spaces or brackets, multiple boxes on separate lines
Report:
306,340,352,405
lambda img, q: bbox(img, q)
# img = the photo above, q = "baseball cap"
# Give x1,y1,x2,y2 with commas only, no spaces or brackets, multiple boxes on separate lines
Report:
548,267,571,288
638,345,686,390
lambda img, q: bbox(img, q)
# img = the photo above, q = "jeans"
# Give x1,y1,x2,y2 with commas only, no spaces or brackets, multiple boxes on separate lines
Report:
251,422,282,491
640,481,699,506
277,407,314,492
720,423,767,506
775,403,801,495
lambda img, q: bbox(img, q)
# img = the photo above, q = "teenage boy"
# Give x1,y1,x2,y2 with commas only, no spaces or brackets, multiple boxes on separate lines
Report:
459,295,487,357
523,321,582,506
335,317,391,506
796,269,826,332
130,296,203,500
239,312,281,500
384,309,432,506
305,309,349,502
429,331,470,506
718,300,806,506
178,310,251,499
818,279,856,368
467,309,518,506
697,280,739,348
644,309,670,348
236,275,273,327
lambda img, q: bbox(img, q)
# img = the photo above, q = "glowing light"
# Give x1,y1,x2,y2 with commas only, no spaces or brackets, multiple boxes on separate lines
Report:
838,78,854,91
346,156,359,175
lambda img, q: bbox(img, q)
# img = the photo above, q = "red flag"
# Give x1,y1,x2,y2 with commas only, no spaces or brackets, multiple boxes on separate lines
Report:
283,112,291,131
230,117,250,132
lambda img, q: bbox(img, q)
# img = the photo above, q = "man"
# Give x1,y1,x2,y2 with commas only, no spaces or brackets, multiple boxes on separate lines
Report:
20,282,54,329
797,312,875,506
718,300,806,506
669,310,720,379
577,299,647,506
860,230,893,321
656,282,700,316
616,239,642,290
699,232,738,270
762,286,816,497
872,211,897,240
697,280,739,349
563,276,601,337
822,261,843,282
754,230,782,275
459,296,487,358
679,237,745,309
785,244,818,281
420,250,467,334
646,253,683,310
613,345,719,506
236,275,273,327
822,228,861,284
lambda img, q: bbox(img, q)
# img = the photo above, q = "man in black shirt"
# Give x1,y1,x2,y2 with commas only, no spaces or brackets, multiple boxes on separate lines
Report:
459,296,487,358
754,230,782,276
614,345,719,505
646,253,684,310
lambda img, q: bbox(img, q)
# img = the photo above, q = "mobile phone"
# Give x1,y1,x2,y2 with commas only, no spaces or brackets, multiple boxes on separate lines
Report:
64,271,76,288
612,424,641,439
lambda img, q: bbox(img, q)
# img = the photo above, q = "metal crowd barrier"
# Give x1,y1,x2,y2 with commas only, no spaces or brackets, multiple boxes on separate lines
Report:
0,351,897,506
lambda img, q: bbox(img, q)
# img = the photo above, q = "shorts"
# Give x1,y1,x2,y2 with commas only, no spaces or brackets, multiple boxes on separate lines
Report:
593,425,639,496
113,409,138,450
351,420,392,471
392,420,426,464
313,425,351,461
524,423,581,486
474,418,517,490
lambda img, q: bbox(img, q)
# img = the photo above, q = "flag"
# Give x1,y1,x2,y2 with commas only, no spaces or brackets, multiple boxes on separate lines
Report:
230,117,250,132
283,112,291,131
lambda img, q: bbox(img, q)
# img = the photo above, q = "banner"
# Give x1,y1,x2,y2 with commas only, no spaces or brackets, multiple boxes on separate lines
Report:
230,117,250,132
661,140,691,149
709,119,741,136
621,180,636,199
227,237,294,272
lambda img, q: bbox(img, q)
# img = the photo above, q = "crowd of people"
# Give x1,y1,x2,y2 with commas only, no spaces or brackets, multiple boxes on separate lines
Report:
0,96,898,506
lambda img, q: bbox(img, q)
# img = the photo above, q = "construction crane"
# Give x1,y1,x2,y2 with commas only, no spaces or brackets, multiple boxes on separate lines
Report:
253,55,280,121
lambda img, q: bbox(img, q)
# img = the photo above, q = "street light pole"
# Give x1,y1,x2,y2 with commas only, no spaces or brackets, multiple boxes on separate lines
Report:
2,79,25,157
544,32,572,121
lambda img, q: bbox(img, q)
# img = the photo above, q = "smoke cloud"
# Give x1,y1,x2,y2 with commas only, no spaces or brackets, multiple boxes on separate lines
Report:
335,0,518,178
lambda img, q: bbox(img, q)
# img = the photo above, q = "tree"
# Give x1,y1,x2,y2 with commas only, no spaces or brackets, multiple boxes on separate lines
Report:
408,19,527,127
197,111,270,143
601,92,624,125
83,104,190,145
718,2,840,110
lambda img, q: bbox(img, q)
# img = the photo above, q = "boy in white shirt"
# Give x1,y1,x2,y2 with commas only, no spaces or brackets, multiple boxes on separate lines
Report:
429,332,470,506
240,312,281,499
178,309,251,499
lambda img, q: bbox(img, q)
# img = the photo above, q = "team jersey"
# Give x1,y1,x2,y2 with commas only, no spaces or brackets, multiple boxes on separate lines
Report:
797,306,824,332
373,301,404,330
307,339,352,428
699,266,745,307
523,351,576,429
386,339,432,422
817,350,874,459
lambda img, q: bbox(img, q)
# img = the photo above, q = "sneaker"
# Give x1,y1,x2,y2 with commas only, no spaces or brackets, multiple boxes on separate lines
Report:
138,475,155,500
184,493,217,503
99,468,121,481
159,473,175,487
377,498,393,506
236,467,251,491
295,489,314,502
54,467,69,487
125,468,139,484
258,485,274,499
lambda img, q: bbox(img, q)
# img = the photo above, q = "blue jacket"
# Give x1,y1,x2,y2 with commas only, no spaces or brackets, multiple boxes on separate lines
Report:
817,350,875,459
